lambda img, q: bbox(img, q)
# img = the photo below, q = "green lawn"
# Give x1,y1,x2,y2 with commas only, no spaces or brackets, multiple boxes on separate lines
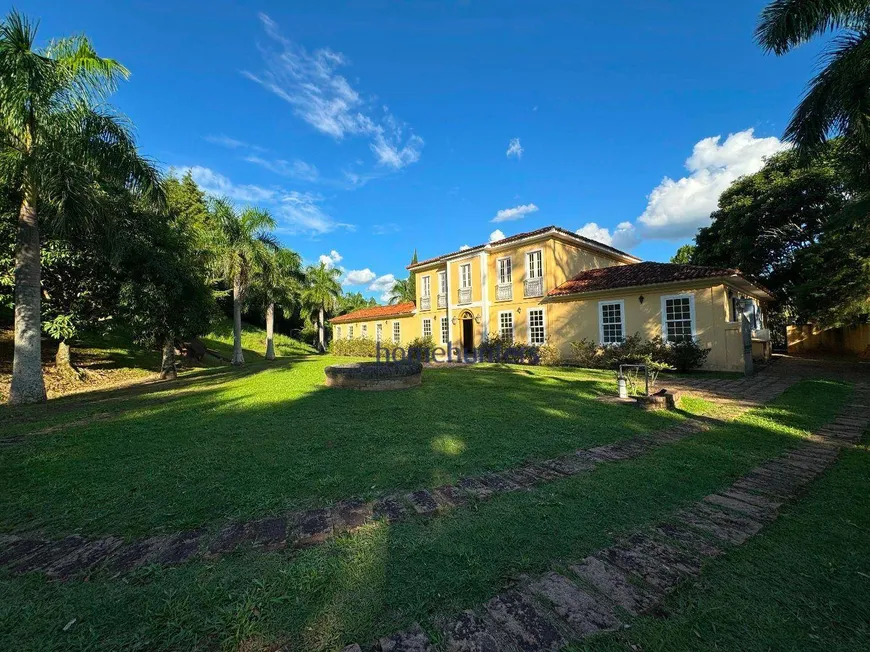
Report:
575,436,870,652
1,357,689,538
201,319,316,362
0,379,856,651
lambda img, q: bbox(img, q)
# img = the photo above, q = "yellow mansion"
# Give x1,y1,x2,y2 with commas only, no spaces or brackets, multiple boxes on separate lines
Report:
330,226,772,372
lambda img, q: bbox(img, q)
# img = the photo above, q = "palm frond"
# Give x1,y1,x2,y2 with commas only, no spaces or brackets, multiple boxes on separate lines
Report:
756,0,870,55
785,29,870,155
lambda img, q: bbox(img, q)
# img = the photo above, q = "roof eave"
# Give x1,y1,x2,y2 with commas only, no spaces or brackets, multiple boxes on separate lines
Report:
407,226,641,271
545,275,773,302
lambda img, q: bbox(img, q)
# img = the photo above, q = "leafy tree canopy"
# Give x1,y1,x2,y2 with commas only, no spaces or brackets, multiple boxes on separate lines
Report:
670,244,696,264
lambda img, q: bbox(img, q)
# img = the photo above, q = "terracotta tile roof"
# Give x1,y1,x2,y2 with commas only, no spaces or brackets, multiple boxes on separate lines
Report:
330,301,416,324
409,225,640,269
548,262,770,297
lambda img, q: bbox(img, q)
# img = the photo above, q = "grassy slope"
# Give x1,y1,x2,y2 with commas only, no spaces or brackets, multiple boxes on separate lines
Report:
201,319,315,361
0,320,313,401
1,361,690,538
577,435,870,652
0,381,853,651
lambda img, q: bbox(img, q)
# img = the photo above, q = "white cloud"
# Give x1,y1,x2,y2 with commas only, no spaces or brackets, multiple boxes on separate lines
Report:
343,268,377,286
459,244,471,251
372,223,400,235
319,250,343,268
638,129,787,239
371,132,424,169
575,222,613,245
368,273,396,291
575,221,639,250
492,203,539,223
575,128,788,250
184,164,353,235
204,134,265,151
506,137,523,160
245,156,319,182
245,14,423,169
186,166,276,203
489,229,505,242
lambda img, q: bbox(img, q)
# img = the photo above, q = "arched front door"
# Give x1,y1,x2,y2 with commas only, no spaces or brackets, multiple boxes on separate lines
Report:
459,310,475,354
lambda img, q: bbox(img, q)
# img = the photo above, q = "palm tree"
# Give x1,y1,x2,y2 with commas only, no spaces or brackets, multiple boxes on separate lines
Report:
254,247,304,360
0,11,162,404
388,277,415,305
210,198,278,365
302,263,342,352
756,1,870,160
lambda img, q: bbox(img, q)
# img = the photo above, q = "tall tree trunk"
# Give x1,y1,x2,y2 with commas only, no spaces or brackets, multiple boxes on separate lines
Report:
9,190,47,405
55,339,81,380
159,338,177,380
318,306,325,352
231,274,245,366
265,302,276,360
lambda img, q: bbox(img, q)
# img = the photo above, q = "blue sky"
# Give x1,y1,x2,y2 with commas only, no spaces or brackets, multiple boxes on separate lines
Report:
27,1,822,301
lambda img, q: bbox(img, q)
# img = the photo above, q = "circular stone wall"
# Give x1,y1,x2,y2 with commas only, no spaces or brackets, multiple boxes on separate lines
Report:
324,361,422,391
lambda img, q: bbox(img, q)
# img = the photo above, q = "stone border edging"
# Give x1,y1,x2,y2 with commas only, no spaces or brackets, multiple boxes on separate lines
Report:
0,376,798,581
346,384,870,652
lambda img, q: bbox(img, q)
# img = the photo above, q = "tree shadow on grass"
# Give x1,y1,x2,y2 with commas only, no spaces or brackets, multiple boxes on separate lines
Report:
0,361,702,538
0,381,854,651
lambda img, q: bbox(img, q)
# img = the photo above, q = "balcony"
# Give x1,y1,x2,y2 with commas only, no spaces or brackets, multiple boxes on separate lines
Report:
437,293,447,309
420,296,431,311
458,287,472,304
496,283,512,301
524,277,544,298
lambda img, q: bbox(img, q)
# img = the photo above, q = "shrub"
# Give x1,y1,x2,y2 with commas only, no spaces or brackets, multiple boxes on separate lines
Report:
329,337,377,357
477,335,541,364
405,336,436,362
663,337,710,372
568,338,599,367
564,333,710,372
538,342,562,366
477,335,513,362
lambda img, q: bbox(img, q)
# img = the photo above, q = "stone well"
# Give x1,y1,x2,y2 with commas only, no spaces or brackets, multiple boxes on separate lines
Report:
324,361,423,391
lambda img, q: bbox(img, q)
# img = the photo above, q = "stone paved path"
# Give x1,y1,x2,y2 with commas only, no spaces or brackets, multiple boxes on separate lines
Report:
0,374,796,581
341,383,869,652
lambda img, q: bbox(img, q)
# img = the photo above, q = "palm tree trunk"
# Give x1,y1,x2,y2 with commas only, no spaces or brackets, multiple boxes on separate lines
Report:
159,338,177,380
9,190,47,405
231,274,245,366
318,305,325,352
265,302,276,361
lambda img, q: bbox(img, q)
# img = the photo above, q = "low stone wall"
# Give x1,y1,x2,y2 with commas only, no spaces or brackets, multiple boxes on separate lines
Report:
324,361,422,391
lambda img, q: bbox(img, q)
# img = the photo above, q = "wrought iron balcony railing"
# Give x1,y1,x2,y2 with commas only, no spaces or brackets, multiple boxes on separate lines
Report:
524,277,544,298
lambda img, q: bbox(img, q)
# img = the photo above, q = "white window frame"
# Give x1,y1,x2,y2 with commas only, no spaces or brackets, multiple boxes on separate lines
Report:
392,321,401,344
528,308,546,345
348,325,354,339
497,257,512,284
376,323,383,343
335,326,341,339
422,318,432,339
438,271,447,294
526,249,543,280
499,310,514,342
440,316,449,344
460,263,472,289
421,275,431,298
598,300,626,345
361,324,368,339
661,293,697,342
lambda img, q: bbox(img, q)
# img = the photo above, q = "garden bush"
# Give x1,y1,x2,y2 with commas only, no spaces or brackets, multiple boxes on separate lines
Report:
538,342,562,366
565,333,709,372
477,335,541,364
329,337,378,357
